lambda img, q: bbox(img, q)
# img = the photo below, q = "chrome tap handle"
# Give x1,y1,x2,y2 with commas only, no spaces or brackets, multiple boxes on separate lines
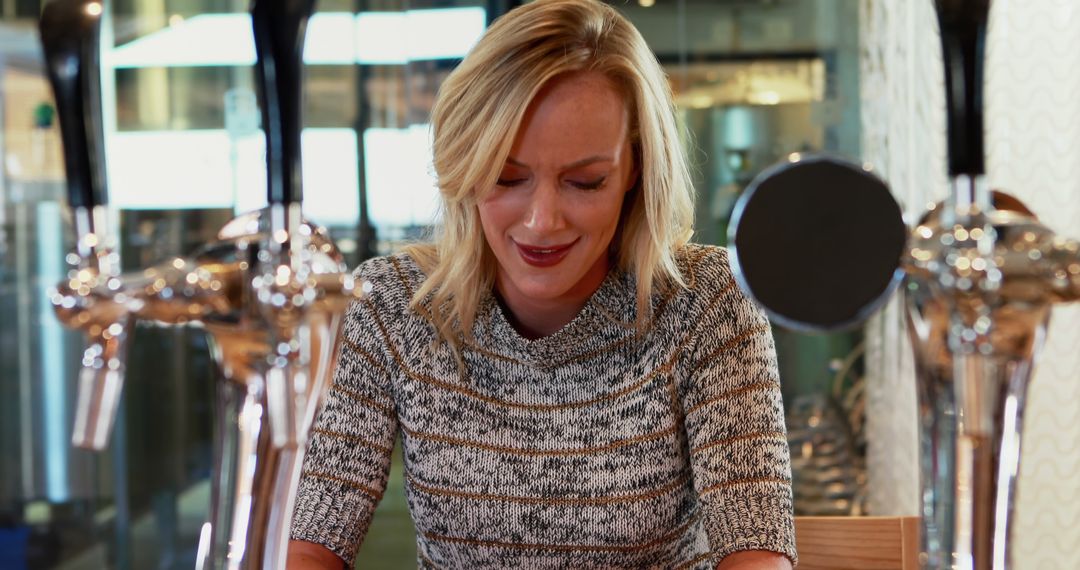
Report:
250,0,322,448
39,0,107,210
935,0,990,178
40,0,133,450
252,0,315,206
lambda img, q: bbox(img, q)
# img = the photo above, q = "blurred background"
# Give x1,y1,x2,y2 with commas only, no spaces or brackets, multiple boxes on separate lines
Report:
0,0,874,567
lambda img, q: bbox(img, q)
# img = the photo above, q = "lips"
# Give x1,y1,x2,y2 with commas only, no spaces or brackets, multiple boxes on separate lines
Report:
514,238,577,267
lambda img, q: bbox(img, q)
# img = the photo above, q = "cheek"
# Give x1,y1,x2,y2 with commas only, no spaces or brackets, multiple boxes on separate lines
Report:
480,190,531,225
477,200,511,244
579,195,627,235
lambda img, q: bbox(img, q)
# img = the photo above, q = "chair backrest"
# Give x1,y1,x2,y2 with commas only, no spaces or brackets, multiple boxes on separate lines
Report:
795,516,920,570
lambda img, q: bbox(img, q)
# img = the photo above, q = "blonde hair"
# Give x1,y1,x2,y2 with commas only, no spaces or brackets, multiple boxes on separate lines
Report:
404,0,695,349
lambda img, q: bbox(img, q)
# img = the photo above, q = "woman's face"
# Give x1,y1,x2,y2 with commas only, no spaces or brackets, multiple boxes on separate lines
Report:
478,71,636,310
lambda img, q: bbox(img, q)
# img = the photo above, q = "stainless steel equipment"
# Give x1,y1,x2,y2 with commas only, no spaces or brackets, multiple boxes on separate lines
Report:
727,0,1080,568
38,0,364,568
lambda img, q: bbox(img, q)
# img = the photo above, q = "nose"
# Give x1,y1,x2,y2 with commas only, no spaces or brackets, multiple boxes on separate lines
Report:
523,182,566,234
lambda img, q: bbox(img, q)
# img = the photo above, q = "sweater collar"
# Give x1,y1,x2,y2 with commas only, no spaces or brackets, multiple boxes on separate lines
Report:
470,267,638,368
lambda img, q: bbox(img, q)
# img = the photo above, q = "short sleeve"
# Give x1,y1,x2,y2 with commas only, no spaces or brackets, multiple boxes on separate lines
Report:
679,249,797,566
290,260,402,566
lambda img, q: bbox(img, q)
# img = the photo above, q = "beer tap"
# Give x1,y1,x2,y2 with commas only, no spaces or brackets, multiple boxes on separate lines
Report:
40,0,131,451
39,0,365,567
250,0,320,450
903,2,1079,568
726,1,1079,568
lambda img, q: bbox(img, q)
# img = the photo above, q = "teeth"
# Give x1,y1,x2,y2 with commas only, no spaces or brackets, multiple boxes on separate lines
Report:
518,242,570,255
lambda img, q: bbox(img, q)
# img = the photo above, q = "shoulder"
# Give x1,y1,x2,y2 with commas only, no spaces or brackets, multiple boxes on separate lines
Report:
673,243,738,299
354,251,423,282
355,251,425,288
668,243,768,340
350,252,425,318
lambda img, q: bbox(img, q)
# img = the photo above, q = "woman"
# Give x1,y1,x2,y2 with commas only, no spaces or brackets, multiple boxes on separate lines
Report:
288,1,795,568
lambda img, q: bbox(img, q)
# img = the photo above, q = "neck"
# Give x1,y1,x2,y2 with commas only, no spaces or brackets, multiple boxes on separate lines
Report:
495,257,611,340
496,295,586,339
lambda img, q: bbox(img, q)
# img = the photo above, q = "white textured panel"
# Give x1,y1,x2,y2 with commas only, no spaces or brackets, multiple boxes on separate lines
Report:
859,0,945,517
860,0,1080,566
985,2,1080,567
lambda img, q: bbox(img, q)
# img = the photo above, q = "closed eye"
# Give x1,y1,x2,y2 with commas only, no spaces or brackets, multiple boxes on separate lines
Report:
569,177,607,191
496,177,528,187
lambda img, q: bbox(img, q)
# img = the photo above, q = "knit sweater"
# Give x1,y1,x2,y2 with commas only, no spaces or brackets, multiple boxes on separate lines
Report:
290,243,796,568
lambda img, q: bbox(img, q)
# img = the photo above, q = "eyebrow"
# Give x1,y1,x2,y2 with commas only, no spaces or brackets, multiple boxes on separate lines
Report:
506,155,614,170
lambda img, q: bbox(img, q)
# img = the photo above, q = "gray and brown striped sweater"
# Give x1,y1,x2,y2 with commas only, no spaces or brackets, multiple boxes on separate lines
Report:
290,244,797,568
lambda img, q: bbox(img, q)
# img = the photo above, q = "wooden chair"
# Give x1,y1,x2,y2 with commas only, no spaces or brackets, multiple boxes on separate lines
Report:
794,516,921,570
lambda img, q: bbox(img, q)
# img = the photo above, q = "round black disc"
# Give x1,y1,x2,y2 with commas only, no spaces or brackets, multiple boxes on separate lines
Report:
728,154,907,332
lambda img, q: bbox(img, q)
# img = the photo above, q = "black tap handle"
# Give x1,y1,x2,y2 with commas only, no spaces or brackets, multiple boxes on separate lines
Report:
251,0,315,206
935,0,990,177
39,0,107,210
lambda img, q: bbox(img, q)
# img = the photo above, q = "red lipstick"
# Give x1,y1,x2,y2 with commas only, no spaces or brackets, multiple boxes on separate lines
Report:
514,239,577,267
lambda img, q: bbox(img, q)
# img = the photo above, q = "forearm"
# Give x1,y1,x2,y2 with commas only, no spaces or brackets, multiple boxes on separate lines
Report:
716,550,793,570
286,539,346,570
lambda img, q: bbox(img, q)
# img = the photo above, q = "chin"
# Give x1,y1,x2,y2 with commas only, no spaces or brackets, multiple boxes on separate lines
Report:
510,275,576,302
518,283,572,302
